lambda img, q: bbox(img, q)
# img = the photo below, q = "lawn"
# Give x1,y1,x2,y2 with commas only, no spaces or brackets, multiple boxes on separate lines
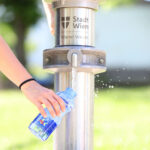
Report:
0,86,150,150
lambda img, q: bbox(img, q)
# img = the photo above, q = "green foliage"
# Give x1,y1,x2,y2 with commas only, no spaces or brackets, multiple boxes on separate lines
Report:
0,23,17,48
0,0,42,66
100,0,140,8
0,0,41,28
25,40,37,53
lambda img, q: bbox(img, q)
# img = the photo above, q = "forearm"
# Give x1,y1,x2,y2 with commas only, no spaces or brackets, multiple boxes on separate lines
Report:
0,36,32,87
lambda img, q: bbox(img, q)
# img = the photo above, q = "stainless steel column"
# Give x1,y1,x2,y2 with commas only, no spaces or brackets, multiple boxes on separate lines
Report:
54,72,94,150
43,0,106,150
55,7,95,46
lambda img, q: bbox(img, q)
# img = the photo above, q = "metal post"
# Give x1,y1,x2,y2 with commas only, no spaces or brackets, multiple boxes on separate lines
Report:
43,0,106,150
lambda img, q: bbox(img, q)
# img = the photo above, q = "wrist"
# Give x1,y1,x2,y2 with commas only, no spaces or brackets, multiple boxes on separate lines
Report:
21,80,38,91
19,78,36,90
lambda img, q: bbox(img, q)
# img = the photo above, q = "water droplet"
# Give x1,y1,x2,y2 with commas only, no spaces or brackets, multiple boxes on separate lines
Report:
109,85,114,89
96,74,100,78
128,77,131,80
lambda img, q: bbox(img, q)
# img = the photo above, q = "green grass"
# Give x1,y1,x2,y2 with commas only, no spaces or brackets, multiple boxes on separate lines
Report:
0,86,150,150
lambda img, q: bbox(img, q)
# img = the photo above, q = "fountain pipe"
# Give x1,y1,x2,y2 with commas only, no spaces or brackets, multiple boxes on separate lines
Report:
43,0,106,149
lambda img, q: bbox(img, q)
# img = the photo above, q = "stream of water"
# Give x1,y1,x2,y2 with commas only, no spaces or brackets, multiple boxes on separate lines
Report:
71,68,77,92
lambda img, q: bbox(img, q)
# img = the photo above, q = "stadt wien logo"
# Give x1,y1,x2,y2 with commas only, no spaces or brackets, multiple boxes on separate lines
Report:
61,16,70,29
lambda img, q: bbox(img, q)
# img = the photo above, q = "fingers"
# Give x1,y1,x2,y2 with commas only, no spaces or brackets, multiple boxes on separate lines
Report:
36,102,47,118
45,93,61,116
50,28,55,36
35,89,66,118
40,98,56,118
46,3,55,35
51,92,66,112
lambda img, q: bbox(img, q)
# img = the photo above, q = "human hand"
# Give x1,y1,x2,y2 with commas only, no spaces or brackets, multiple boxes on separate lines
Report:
42,0,55,35
21,81,65,118
47,4,55,35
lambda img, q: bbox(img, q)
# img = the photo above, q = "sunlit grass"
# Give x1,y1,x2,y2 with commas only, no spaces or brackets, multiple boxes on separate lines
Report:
0,86,150,150
94,86,150,150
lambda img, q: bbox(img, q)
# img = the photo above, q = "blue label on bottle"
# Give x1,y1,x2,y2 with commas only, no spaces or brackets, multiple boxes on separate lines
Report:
29,114,57,141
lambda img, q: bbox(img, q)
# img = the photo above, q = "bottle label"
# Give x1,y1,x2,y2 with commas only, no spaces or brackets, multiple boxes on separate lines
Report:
29,114,57,141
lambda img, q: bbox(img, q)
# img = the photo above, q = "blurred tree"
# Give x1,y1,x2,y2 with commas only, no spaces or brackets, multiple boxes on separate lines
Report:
0,0,41,66
100,0,140,8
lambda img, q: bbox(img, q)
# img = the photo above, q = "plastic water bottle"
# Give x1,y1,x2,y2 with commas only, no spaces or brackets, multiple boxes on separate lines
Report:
28,88,76,141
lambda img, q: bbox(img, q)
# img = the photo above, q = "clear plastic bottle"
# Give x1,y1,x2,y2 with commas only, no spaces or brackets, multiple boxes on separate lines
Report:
28,88,76,141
